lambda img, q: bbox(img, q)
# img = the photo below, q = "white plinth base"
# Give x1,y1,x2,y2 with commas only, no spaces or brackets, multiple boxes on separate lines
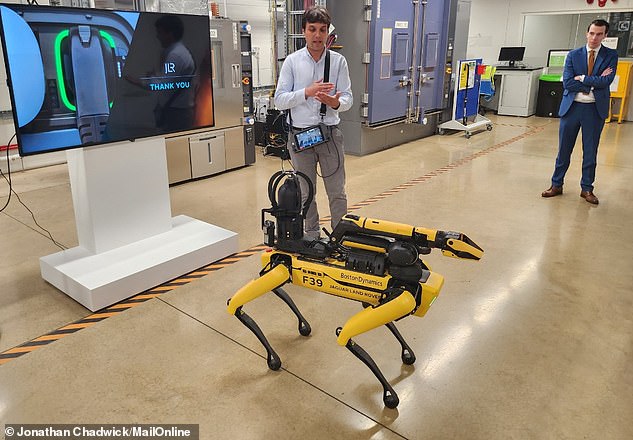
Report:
40,215,238,311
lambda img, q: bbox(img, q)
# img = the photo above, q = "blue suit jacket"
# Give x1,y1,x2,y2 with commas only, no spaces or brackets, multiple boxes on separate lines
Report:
559,44,618,119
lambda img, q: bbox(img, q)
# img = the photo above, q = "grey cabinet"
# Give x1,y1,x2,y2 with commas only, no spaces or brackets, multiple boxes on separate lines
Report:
190,132,226,179
496,68,543,117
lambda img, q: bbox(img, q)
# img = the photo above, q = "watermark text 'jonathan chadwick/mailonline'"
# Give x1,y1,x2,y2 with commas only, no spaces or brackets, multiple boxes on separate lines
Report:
4,424,199,439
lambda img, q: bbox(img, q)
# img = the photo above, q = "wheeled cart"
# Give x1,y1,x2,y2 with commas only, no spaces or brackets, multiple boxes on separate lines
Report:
438,59,492,138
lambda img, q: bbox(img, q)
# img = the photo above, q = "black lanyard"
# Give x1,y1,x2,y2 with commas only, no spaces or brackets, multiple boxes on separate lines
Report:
320,49,330,120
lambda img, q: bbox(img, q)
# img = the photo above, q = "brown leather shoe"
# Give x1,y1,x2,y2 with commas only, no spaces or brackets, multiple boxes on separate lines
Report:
542,186,563,197
580,190,599,205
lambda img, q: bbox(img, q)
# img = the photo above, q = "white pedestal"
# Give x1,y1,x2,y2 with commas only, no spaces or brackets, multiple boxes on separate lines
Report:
40,137,238,311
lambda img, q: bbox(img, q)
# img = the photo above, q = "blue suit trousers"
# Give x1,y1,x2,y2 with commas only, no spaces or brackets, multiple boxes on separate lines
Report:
552,101,604,192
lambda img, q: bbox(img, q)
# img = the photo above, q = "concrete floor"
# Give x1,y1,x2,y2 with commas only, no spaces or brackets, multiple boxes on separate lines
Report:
1,114,632,439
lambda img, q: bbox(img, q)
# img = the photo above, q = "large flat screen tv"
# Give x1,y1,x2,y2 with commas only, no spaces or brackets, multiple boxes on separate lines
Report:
0,4,214,156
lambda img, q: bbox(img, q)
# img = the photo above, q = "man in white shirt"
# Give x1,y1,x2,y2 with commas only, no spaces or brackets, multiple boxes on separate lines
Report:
274,6,353,239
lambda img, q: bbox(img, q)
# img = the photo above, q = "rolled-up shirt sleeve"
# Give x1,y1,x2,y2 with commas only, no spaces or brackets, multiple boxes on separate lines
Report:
335,57,353,113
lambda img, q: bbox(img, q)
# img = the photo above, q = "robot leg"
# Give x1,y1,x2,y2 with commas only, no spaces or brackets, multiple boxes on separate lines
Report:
227,263,290,314
273,288,312,336
361,302,416,365
336,291,417,408
385,322,416,365
227,263,290,370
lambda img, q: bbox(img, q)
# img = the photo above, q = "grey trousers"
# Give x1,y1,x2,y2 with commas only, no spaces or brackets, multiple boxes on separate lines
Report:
288,126,347,238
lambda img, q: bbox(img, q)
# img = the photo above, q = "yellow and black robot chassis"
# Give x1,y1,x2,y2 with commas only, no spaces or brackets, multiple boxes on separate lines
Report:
227,171,483,408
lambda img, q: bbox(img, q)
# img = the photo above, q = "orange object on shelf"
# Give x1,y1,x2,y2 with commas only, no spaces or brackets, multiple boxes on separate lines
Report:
210,2,220,17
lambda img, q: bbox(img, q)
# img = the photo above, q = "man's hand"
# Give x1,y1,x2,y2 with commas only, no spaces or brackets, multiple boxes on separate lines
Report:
305,79,335,99
315,91,342,109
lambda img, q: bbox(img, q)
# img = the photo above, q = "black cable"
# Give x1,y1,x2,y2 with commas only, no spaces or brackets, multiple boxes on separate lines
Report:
8,186,66,251
0,134,65,250
316,126,341,179
0,134,15,213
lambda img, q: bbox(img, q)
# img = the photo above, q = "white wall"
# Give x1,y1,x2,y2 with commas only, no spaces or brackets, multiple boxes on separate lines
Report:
468,0,633,65
468,0,633,121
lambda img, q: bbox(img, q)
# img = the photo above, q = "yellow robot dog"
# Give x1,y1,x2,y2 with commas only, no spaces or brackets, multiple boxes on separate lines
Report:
227,171,483,408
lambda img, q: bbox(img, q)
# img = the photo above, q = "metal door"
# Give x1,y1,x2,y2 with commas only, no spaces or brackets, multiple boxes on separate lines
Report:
224,125,245,170
367,0,415,125
416,0,451,115
209,20,243,129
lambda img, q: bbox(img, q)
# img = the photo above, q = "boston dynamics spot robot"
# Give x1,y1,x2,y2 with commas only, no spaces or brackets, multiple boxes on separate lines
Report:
227,171,483,408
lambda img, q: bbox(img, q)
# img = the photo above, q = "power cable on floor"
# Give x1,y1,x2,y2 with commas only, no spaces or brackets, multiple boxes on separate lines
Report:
0,133,15,213
1,133,66,250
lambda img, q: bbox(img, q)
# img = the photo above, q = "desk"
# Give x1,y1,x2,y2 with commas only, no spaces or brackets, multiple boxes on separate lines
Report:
491,67,543,116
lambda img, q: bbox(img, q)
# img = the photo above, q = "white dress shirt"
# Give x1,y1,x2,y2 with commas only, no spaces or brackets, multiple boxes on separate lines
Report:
274,47,353,128
574,45,601,103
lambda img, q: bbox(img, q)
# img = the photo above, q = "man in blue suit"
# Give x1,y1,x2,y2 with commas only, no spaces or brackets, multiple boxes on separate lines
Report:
542,19,618,205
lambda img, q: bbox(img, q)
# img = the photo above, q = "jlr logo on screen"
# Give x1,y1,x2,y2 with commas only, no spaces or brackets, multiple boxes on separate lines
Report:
164,62,176,73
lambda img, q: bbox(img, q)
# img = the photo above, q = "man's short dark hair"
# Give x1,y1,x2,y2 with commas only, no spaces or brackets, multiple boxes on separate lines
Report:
588,19,610,35
156,15,184,41
302,6,331,30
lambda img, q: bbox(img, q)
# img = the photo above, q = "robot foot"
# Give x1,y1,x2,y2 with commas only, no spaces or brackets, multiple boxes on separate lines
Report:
235,306,281,370
385,321,416,365
273,288,312,336
336,327,399,409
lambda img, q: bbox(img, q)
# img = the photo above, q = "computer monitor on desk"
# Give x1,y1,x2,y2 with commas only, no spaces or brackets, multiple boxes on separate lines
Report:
547,49,570,68
498,46,525,68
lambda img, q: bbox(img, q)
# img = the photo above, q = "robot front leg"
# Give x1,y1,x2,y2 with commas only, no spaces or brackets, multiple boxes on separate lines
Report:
227,263,291,370
337,291,417,408
385,322,416,365
234,306,282,370
362,302,416,365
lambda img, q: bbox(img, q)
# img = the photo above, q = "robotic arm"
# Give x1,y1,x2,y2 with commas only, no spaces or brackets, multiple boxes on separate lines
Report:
331,214,483,261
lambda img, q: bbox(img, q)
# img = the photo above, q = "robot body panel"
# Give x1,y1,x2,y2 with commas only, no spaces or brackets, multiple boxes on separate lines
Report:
414,271,445,317
292,258,386,304
262,249,387,304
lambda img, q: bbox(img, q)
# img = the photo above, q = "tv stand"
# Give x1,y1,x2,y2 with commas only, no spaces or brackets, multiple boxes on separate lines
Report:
40,137,238,311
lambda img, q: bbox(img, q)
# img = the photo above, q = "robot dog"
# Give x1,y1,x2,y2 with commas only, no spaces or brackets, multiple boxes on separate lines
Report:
227,171,483,408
